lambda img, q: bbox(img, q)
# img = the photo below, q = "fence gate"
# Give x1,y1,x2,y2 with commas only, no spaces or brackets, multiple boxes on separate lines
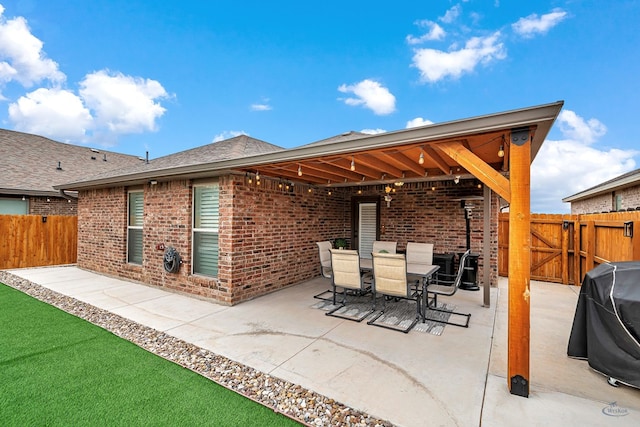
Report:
498,212,640,285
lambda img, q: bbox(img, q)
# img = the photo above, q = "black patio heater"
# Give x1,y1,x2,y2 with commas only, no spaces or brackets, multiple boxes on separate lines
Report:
459,201,480,291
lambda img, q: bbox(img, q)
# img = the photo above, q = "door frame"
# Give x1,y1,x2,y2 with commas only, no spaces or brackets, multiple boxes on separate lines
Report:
351,196,381,251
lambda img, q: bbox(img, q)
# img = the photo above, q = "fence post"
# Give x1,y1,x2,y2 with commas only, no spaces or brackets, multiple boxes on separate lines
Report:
585,221,595,274
561,220,569,285
633,220,640,261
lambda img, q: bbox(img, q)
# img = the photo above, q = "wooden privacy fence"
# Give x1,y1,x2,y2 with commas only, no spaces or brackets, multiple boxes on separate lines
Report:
0,215,77,269
499,211,640,285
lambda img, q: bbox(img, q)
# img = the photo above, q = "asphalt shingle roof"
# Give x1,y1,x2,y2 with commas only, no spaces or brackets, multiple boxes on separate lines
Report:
75,134,285,183
563,167,640,201
0,129,144,195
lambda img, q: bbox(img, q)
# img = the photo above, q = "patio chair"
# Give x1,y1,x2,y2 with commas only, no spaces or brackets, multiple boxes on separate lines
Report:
313,241,335,301
406,242,434,288
367,252,422,333
372,240,397,254
316,241,333,279
424,250,472,328
325,249,374,322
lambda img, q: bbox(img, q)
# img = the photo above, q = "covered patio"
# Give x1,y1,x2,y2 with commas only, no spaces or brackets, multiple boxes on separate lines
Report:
2,266,638,425
58,101,564,396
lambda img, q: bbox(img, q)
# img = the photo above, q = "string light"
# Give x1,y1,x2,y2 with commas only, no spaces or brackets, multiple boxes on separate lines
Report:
498,144,505,158
350,156,356,171
419,150,425,165
297,165,302,176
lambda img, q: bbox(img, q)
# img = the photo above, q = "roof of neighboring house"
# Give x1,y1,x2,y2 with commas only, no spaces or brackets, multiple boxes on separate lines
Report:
0,129,145,197
70,134,285,185
562,168,640,203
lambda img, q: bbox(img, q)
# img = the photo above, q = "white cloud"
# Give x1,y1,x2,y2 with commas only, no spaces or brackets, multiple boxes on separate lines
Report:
8,87,92,142
439,4,461,24
360,128,386,135
7,69,170,144
557,109,606,145
406,117,434,128
79,70,168,134
531,110,638,213
406,20,445,44
512,8,567,38
337,79,396,115
0,5,65,89
212,130,247,142
411,32,506,83
251,103,272,111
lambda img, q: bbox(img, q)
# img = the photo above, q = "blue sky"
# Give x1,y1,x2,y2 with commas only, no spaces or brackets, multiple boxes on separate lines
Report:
0,0,638,213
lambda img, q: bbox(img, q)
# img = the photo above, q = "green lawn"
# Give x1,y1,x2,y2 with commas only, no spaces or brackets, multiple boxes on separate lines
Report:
0,283,299,426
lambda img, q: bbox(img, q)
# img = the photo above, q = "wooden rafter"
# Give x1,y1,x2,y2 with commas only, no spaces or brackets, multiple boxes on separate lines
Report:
435,141,511,202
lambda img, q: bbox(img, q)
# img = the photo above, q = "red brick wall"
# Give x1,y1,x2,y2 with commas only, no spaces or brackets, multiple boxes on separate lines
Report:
77,175,499,305
30,196,78,216
343,180,499,286
223,176,348,302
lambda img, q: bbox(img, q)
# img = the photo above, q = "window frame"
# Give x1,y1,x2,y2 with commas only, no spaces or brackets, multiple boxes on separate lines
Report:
127,190,144,265
192,181,220,277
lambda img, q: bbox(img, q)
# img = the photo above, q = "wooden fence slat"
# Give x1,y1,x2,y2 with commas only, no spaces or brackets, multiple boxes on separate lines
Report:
0,215,77,269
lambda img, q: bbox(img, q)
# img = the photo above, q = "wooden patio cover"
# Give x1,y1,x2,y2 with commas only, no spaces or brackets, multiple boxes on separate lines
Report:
236,101,565,397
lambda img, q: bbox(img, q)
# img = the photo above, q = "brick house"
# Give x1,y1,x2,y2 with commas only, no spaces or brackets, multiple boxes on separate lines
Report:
56,102,563,306
563,168,640,214
0,129,144,215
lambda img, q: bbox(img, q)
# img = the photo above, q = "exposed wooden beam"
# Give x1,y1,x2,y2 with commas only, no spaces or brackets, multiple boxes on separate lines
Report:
379,151,425,177
357,153,404,178
423,146,452,174
507,128,531,398
375,152,413,174
324,157,383,180
435,141,511,202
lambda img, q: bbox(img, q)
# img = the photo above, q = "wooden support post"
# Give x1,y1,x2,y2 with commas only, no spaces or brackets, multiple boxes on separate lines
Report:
507,128,531,397
483,185,492,307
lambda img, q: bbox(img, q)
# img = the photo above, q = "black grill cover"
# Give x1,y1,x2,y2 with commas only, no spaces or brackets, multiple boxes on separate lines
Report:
567,261,640,388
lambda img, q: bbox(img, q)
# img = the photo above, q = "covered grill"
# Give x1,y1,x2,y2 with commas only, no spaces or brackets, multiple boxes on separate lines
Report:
567,261,640,389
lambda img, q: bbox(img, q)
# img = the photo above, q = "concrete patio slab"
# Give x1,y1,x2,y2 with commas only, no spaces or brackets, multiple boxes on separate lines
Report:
4,265,640,426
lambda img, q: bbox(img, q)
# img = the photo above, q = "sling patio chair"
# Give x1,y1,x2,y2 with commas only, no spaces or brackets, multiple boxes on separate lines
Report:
406,242,434,289
325,249,374,322
313,241,336,301
424,249,472,328
372,240,397,254
367,252,423,333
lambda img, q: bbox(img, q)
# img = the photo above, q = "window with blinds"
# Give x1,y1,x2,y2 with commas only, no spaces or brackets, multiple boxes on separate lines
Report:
359,203,377,259
193,184,219,276
127,191,143,264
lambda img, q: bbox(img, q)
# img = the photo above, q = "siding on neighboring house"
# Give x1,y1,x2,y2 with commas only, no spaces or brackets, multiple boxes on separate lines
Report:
570,193,613,214
29,196,78,216
77,174,498,305
570,185,640,214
